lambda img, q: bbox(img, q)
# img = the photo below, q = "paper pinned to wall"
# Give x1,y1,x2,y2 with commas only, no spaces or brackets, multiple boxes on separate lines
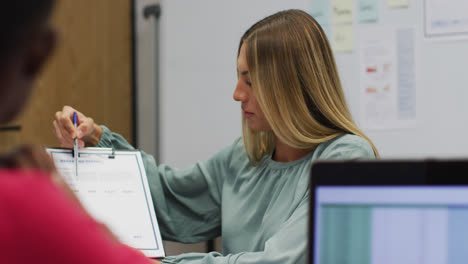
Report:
332,0,353,24
388,0,409,8
424,0,468,40
310,0,330,26
396,28,416,122
333,25,354,52
359,27,416,130
360,28,398,129
358,0,379,23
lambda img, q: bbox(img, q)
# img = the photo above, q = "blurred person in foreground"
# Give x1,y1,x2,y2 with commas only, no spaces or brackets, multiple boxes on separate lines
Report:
0,1,159,263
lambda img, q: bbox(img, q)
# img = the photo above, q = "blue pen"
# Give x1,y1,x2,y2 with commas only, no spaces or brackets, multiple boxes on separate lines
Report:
73,112,78,178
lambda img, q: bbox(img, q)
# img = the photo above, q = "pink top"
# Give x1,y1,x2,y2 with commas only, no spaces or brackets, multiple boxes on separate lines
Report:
0,169,153,264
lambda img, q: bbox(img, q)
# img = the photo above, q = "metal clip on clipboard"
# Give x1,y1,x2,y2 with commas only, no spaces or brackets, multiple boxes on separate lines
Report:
108,148,116,159
82,147,116,159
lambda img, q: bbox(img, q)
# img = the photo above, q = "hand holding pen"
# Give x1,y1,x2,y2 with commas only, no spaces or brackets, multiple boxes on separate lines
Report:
73,112,79,178
53,106,104,148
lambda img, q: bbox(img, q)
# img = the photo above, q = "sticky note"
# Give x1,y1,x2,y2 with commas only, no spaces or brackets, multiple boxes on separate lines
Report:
333,0,353,24
333,25,354,52
388,0,409,8
358,0,379,23
310,0,330,26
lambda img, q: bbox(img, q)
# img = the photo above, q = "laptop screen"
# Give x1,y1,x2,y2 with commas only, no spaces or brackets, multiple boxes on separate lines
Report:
313,186,468,264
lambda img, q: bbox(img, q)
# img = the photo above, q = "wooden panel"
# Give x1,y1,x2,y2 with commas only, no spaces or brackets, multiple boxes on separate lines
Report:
0,128,20,153
0,0,133,152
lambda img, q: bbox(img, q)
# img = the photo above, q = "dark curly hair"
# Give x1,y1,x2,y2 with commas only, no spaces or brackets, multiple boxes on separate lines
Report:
0,0,56,62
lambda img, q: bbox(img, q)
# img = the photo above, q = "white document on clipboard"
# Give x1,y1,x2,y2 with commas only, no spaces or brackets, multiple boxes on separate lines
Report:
46,147,165,258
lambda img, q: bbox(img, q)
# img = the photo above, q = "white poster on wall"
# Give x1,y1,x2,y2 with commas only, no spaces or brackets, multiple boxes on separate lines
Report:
359,27,416,130
424,0,468,40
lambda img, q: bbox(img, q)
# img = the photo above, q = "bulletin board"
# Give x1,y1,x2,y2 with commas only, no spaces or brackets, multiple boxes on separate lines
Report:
311,0,468,157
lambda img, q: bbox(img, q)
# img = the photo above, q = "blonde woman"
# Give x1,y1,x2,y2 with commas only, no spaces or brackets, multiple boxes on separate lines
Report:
54,9,377,264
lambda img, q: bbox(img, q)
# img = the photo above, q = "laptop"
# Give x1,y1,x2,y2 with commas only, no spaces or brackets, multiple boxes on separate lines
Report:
308,160,468,264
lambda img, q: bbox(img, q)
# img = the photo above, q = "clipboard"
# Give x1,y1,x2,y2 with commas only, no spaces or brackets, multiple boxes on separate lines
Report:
46,147,165,258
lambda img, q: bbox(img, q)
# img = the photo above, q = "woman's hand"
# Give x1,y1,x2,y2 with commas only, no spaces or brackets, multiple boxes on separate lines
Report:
53,105,103,148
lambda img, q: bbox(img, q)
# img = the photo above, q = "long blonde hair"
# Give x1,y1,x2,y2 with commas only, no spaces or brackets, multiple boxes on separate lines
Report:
239,9,379,164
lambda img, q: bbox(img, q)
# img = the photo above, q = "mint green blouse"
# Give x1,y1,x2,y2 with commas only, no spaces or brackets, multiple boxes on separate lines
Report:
97,126,375,264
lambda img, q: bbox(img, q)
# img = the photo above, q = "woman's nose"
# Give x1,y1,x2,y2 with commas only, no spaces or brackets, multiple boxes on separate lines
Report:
233,82,248,102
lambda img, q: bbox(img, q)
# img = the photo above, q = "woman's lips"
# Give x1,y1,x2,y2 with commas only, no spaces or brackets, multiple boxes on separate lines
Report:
244,111,254,118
